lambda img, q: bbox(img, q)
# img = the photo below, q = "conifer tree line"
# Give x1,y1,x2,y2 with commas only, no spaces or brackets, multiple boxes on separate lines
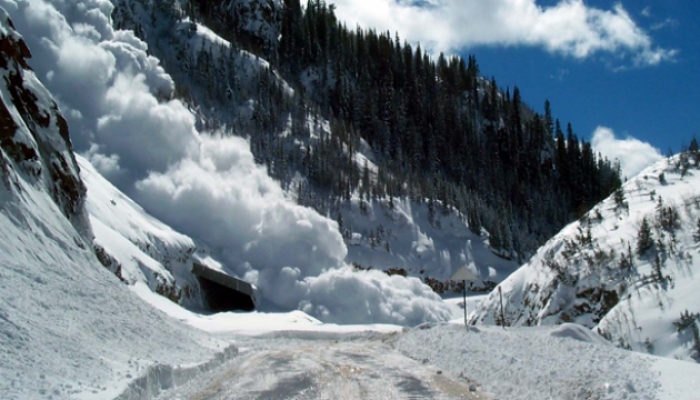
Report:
114,0,621,260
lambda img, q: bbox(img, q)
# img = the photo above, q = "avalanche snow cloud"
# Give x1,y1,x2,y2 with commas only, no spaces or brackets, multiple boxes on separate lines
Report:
1,0,452,325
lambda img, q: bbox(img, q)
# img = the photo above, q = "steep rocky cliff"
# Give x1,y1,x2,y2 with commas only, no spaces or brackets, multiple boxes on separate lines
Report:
0,7,90,239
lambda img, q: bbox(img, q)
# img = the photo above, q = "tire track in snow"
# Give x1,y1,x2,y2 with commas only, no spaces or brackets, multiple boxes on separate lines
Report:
157,336,490,400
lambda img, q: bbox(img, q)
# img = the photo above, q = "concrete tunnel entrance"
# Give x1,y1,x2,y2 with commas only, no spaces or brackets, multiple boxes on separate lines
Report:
192,263,256,312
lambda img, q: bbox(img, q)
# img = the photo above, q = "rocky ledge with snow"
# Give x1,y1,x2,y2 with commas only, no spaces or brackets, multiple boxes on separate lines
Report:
0,7,89,238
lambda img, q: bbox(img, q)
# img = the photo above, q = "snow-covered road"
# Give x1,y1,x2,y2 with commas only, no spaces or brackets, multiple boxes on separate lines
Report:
155,334,489,400
113,289,700,400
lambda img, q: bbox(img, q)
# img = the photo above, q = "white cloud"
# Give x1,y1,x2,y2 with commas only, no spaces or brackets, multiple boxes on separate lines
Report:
550,68,569,81
3,0,453,324
591,127,663,180
650,18,678,31
332,0,676,66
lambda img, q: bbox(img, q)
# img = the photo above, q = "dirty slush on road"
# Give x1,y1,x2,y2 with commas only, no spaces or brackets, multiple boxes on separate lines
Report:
155,331,489,400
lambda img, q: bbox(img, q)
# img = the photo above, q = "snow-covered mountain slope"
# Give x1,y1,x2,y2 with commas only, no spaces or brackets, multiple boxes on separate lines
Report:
116,0,493,292
109,0,519,295
112,0,290,124
159,11,518,292
339,195,518,291
77,154,213,307
0,10,231,399
473,154,700,361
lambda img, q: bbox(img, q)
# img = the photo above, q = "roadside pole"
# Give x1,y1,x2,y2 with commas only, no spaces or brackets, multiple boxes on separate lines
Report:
451,266,480,330
499,286,505,328
463,279,467,327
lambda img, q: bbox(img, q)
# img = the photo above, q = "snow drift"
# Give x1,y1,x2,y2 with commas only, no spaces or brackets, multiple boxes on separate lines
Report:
396,323,700,400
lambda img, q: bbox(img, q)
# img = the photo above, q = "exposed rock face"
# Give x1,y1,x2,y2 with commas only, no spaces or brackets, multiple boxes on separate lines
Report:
0,8,91,239
472,237,628,328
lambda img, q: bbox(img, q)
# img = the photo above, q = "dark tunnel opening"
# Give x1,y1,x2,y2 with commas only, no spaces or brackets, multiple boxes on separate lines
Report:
198,276,256,312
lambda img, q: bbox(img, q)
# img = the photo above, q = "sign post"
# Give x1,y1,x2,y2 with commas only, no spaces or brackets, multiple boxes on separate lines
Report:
451,266,479,328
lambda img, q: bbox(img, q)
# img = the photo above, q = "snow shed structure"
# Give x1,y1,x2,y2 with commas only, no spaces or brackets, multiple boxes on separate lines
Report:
192,262,256,312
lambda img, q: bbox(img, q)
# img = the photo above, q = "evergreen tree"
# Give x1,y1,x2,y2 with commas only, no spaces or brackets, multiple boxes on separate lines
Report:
619,241,634,271
659,172,666,184
690,137,700,165
679,151,691,177
690,137,700,153
543,100,553,136
637,217,653,256
613,187,628,213
652,252,665,282
692,322,700,360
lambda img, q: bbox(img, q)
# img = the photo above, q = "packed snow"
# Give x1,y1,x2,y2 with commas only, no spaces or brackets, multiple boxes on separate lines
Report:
0,175,229,400
126,279,700,400
152,334,489,400
395,323,700,400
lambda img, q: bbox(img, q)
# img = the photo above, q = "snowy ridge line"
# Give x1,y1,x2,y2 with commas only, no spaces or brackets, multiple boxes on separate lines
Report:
115,344,238,400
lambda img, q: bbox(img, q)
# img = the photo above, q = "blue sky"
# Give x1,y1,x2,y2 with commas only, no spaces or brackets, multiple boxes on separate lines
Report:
472,0,699,154
332,0,698,178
